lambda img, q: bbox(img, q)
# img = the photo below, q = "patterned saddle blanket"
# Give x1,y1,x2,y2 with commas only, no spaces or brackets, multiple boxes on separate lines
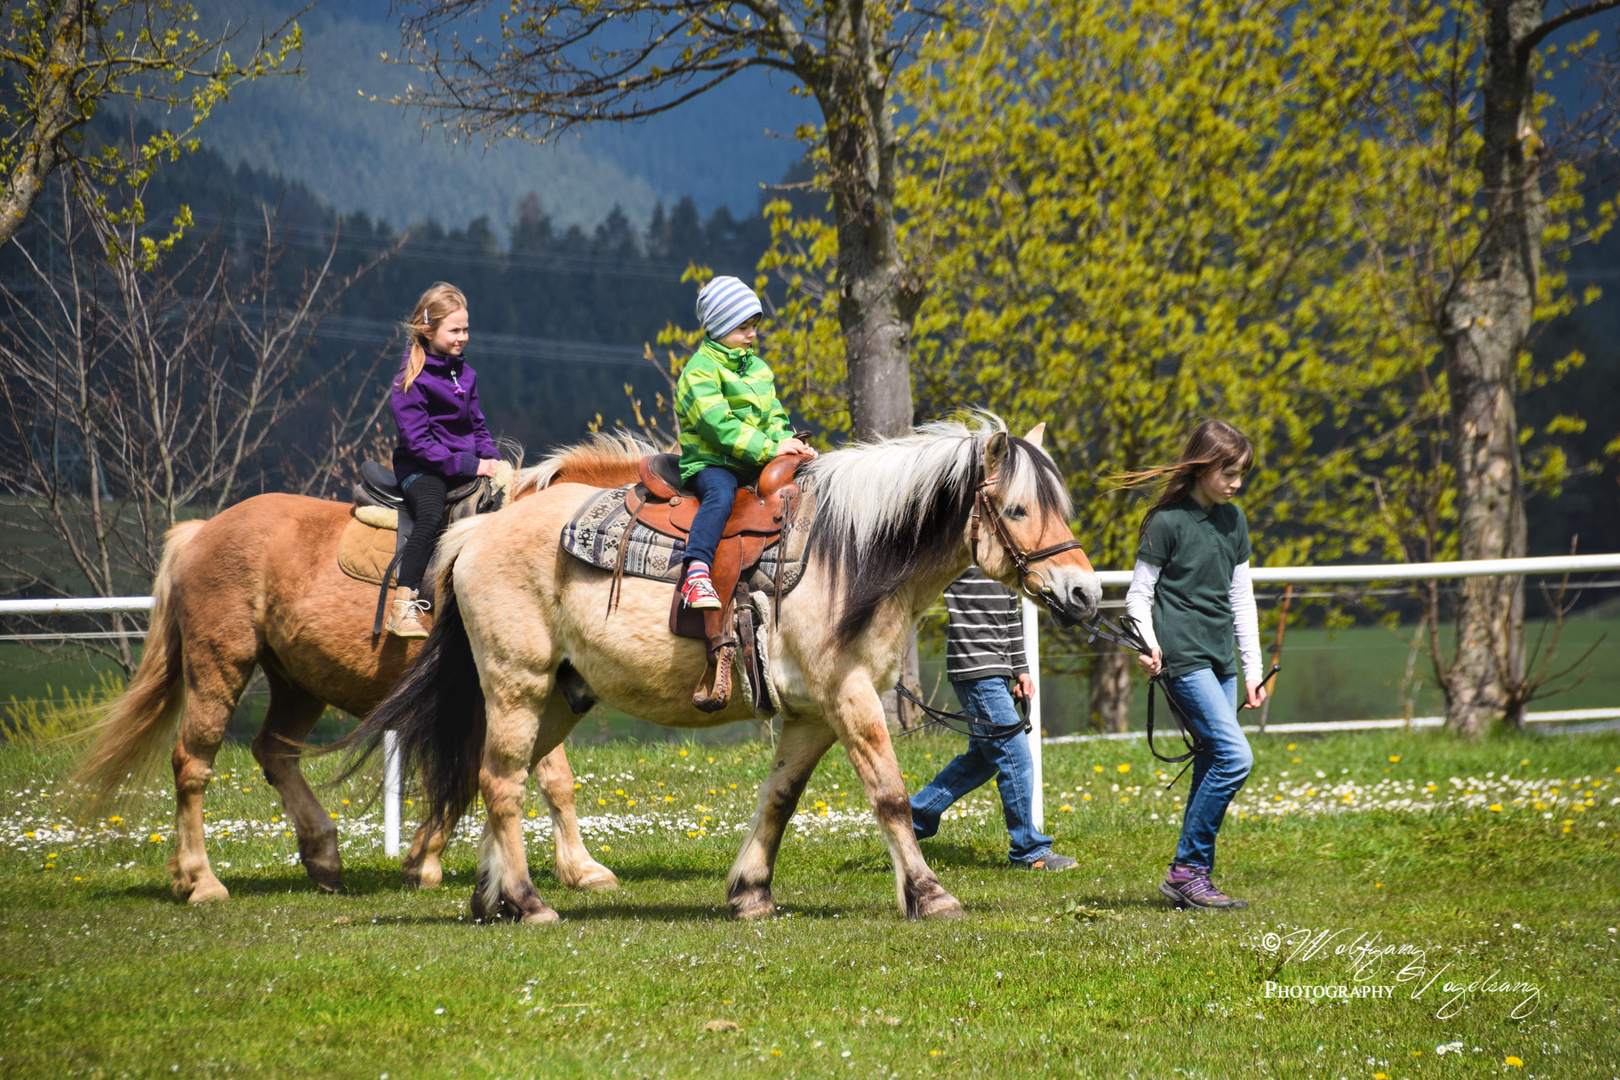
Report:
559,484,808,595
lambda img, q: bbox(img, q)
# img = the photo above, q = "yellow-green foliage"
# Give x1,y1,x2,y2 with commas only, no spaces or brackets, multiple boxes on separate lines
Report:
761,0,1603,584
2,672,125,748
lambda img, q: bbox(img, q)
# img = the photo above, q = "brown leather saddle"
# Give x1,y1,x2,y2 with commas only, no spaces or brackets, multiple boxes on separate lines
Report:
615,452,805,713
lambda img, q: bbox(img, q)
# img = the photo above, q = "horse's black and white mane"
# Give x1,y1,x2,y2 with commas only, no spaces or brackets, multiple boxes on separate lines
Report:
804,417,1072,645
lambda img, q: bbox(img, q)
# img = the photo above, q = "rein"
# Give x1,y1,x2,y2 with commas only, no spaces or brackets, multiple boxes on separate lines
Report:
1078,612,1202,778
894,680,1031,742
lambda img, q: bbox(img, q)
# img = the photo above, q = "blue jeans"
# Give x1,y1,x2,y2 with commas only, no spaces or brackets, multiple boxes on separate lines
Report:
910,677,1053,864
1163,667,1253,869
683,466,741,570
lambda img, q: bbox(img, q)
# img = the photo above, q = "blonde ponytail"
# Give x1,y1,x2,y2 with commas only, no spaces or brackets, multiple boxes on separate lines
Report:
396,282,469,392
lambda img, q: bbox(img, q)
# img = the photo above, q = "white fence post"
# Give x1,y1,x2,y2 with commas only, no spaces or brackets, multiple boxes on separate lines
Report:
383,731,401,858
1022,596,1043,830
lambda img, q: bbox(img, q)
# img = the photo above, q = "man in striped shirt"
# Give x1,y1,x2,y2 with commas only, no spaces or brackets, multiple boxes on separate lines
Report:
910,568,1078,871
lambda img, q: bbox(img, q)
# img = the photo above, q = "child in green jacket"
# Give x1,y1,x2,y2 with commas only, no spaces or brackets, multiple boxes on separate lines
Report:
675,276,814,609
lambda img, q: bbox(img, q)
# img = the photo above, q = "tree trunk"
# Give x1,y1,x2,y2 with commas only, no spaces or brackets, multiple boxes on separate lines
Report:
815,3,924,442
0,0,84,250
1439,0,1541,737
1089,649,1134,734
812,3,927,728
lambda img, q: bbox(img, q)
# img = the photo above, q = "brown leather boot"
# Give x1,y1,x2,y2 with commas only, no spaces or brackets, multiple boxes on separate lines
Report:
692,640,734,713
386,585,430,639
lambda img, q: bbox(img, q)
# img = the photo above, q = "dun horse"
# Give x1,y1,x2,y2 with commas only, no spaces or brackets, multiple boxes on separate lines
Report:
71,441,643,903
345,418,1101,922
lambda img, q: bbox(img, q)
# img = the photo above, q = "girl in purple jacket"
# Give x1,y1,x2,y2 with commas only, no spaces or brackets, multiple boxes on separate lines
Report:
386,282,499,637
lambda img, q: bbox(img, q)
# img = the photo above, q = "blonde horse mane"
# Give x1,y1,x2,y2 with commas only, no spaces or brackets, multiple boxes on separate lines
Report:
513,432,655,499
805,413,1072,645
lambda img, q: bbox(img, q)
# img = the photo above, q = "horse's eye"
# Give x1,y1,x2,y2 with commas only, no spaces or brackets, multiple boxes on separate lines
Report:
1002,505,1028,521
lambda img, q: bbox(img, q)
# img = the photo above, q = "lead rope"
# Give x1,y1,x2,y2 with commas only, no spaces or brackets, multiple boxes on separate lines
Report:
1079,612,1201,788
893,681,1031,742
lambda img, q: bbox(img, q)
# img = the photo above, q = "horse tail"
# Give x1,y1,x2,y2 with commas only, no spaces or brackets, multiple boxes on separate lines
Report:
72,521,203,817
335,555,485,838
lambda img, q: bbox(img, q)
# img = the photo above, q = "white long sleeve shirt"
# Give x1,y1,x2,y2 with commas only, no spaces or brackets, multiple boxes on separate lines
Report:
1125,559,1263,683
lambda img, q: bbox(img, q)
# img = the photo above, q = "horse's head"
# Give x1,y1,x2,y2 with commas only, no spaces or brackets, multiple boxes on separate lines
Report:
971,424,1101,627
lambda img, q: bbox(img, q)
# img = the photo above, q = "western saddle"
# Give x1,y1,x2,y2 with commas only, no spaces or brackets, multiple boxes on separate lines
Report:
618,451,806,713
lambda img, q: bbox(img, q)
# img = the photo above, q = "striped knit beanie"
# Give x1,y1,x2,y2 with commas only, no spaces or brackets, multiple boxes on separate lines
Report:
695,276,763,340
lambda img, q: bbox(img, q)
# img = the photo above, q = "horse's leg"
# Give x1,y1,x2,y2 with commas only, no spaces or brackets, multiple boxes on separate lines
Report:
471,686,580,924
835,685,965,920
169,657,253,904
250,670,341,892
726,713,838,919
402,818,449,889
531,735,617,891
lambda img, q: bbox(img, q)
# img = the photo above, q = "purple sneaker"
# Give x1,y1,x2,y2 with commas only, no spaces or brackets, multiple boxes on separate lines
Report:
1159,864,1248,910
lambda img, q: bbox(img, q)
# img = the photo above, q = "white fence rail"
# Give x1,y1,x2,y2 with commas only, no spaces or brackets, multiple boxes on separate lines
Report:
6,552,1620,847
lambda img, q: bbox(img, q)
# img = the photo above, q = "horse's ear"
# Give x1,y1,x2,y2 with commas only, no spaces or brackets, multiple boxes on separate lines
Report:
984,430,1009,478
1023,423,1046,450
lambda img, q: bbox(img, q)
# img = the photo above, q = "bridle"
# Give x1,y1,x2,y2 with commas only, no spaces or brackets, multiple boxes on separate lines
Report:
967,470,1204,775
969,475,1086,620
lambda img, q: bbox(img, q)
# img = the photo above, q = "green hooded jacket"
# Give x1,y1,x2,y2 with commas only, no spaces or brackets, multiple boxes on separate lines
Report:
675,337,794,483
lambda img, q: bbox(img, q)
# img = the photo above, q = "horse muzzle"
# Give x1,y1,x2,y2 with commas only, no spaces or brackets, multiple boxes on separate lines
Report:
1032,567,1101,628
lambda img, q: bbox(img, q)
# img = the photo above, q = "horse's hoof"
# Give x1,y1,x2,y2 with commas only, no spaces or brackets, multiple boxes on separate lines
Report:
566,863,619,892
914,892,965,920
519,904,561,925
470,882,559,924
402,863,442,890
185,877,231,904
728,885,776,920
304,862,343,894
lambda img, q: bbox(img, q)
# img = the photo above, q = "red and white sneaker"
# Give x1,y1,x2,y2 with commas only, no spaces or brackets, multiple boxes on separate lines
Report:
681,571,723,610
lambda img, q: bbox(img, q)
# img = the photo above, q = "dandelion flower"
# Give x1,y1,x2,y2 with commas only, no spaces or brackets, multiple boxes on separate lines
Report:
1505,1057,1523,1068
1388,755,1401,763
1117,763,1130,774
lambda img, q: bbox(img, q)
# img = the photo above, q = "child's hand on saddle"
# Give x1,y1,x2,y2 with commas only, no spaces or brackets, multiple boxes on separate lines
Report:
778,438,816,459
476,458,499,478
1137,648,1162,676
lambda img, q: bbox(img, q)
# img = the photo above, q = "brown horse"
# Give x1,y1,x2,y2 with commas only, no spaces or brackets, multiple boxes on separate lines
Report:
72,439,645,903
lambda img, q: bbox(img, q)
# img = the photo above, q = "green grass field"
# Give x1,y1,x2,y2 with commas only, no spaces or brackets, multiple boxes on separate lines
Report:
1,729,1616,1078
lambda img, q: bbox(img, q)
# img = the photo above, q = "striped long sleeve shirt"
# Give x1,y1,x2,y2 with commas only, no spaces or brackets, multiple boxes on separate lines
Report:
943,568,1028,683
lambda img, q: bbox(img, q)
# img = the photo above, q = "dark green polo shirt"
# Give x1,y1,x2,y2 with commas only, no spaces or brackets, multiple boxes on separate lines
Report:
1136,499,1251,679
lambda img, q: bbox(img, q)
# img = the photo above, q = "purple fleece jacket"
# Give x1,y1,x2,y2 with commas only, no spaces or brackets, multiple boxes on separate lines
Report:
390,351,498,481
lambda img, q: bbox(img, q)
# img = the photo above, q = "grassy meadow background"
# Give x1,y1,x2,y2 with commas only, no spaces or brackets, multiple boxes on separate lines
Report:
0,729,1616,1077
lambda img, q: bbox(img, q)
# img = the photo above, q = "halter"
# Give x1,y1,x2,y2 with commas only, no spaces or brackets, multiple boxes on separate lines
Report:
969,475,1086,614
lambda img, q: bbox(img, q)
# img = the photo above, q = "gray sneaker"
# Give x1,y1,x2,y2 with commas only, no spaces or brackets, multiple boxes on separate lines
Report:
1015,850,1078,872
